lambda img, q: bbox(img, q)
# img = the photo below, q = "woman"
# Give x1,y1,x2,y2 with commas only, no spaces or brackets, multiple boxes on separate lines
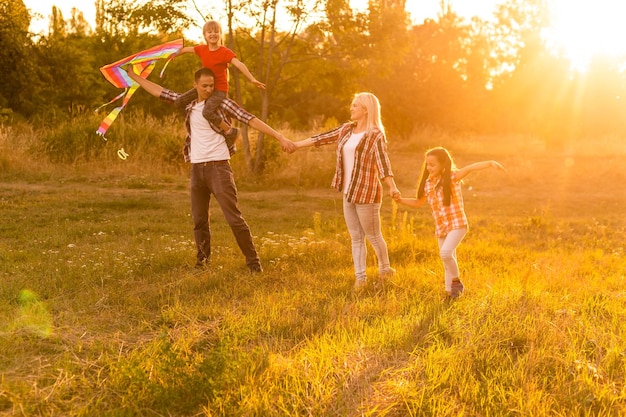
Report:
294,92,399,289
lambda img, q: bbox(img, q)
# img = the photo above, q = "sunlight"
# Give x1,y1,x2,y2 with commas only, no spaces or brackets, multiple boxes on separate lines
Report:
547,0,626,72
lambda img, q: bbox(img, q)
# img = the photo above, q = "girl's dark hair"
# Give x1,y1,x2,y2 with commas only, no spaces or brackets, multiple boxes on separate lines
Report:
417,147,454,206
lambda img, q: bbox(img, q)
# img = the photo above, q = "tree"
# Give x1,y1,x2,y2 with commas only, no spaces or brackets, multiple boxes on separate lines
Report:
0,0,36,115
94,0,191,37
224,0,326,174
33,8,103,121
380,4,487,135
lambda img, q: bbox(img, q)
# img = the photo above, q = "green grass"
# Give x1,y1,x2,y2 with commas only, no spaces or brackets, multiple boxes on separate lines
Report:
1,121,626,416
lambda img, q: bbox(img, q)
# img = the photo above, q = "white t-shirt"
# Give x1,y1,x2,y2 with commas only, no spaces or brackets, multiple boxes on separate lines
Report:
341,131,365,194
188,101,230,163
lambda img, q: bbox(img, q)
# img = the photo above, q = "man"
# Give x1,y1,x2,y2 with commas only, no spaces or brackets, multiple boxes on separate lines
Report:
126,66,295,272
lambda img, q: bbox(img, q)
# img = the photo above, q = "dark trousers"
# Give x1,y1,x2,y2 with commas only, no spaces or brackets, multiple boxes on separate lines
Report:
190,161,260,268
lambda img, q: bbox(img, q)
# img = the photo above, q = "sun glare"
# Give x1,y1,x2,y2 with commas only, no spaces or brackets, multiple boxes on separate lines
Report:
547,0,626,72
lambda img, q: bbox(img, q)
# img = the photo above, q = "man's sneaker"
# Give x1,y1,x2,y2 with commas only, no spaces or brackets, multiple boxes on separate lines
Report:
450,279,464,299
195,259,209,270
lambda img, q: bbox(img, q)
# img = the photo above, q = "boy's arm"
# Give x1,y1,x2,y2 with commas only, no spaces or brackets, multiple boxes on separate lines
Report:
230,58,266,89
455,160,506,181
126,67,164,98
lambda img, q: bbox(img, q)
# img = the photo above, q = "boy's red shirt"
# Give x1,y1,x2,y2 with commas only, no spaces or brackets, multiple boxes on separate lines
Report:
193,45,236,93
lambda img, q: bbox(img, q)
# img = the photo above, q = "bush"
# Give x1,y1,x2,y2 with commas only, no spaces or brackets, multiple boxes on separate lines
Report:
33,111,185,166
38,114,108,163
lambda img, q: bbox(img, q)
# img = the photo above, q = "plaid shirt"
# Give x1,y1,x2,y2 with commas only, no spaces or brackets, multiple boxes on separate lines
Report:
424,172,468,237
159,88,254,162
312,122,394,204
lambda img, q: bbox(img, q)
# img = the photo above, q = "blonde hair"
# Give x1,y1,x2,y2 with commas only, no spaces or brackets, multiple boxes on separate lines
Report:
203,20,223,46
353,92,385,137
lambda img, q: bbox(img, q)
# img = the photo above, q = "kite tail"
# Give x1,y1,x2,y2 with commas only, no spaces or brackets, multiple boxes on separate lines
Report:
95,62,154,139
159,53,177,78
95,91,126,115
96,106,122,139
95,82,141,139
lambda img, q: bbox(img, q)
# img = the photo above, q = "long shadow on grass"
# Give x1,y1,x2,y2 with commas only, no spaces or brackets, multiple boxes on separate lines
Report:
403,298,455,351
333,291,456,415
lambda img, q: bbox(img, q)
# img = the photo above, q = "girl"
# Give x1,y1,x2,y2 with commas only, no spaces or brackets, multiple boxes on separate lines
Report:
174,20,265,146
393,147,505,298
294,93,399,289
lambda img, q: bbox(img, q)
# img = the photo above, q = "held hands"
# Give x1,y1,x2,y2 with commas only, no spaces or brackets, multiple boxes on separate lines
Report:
389,187,400,199
291,140,306,151
278,135,296,153
289,138,314,153
385,179,400,200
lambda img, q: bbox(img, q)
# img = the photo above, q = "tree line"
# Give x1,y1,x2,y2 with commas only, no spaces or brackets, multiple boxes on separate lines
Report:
2,0,626,159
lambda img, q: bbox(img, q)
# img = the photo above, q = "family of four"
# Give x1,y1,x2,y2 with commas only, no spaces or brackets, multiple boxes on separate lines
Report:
126,20,505,299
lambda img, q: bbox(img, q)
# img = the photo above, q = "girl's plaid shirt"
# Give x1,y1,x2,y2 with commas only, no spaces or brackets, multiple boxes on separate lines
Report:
311,122,394,204
424,172,468,237
159,88,254,162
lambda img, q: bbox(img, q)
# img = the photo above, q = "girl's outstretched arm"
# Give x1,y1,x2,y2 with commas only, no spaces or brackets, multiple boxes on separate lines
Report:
455,160,506,181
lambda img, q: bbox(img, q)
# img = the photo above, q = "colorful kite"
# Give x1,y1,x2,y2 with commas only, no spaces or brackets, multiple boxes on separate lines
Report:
96,38,184,139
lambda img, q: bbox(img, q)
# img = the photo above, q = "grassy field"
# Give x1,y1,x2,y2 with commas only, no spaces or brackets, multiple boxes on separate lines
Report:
1,122,626,416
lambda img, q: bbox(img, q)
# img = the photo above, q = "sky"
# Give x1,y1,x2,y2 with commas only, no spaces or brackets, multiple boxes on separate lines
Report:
22,0,502,37
24,0,96,34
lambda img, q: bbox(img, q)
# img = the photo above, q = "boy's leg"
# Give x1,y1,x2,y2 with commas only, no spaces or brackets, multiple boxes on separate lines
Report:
177,87,199,109
202,91,228,127
202,91,239,152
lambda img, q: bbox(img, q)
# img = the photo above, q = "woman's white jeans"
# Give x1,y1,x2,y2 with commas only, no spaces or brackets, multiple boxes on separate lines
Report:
343,198,392,281
437,227,467,292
